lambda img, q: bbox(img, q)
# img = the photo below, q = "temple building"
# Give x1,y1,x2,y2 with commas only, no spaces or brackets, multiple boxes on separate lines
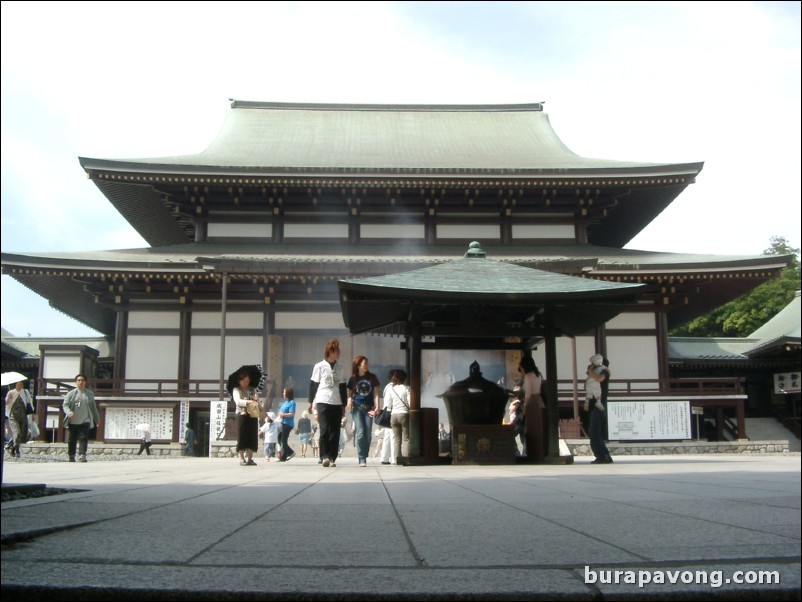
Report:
1,101,794,457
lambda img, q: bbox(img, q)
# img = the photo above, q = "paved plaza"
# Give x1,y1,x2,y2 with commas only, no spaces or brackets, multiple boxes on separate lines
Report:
1,453,800,600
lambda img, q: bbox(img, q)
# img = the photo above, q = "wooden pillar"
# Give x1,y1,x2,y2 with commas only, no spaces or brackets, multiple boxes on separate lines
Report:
178,310,191,394
736,399,747,440
218,272,228,401
114,309,128,392
656,311,669,390
267,334,283,406
545,312,560,460
408,304,422,459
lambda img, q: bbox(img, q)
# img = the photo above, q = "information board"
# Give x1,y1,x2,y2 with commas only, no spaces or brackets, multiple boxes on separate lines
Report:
607,401,691,440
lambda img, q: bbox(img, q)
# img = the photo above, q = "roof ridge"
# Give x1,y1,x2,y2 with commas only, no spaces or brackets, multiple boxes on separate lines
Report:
229,100,545,112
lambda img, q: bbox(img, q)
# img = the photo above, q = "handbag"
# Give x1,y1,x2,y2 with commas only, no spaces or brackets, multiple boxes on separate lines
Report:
246,400,263,419
374,408,392,428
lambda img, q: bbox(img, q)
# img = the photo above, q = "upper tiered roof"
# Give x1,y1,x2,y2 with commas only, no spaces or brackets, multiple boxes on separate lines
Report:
81,101,702,175
78,101,704,249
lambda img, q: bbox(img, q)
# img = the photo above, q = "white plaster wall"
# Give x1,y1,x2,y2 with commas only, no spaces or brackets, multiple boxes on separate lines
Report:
128,311,180,329
208,223,270,238
361,224,425,239
125,335,180,391
606,312,656,329
275,312,345,330
436,224,500,239
511,224,575,239
606,336,659,390
283,223,348,238
191,312,263,329
42,354,82,380
189,336,264,385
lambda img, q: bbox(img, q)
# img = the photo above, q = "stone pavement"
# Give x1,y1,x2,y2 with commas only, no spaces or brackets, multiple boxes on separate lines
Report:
1,454,800,601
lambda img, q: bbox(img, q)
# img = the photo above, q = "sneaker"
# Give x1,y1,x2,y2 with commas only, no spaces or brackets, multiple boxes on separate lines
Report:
359,462,367,467
69,457,76,462
330,462,336,467
381,461,391,465
286,453,296,461
239,460,248,466
246,459,257,466
322,459,330,467
78,455,87,463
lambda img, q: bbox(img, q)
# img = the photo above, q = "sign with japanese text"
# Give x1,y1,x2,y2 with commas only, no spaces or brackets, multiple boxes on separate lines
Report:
607,401,691,441
210,401,228,441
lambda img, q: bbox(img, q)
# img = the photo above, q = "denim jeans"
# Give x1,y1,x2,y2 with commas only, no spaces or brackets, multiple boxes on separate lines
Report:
351,406,373,462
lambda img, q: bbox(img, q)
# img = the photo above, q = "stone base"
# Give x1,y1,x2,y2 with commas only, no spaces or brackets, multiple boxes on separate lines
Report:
566,439,792,455
18,442,187,459
451,424,517,465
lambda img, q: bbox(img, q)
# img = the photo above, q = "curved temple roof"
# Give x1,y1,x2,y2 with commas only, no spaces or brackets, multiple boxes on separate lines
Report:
338,242,646,338
80,101,703,176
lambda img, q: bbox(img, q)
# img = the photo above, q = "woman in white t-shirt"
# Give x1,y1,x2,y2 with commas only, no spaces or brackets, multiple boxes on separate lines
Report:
384,369,410,466
308,339,347,467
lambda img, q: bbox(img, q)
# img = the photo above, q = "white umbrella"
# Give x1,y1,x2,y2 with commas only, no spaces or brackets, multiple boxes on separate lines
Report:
135,423,151,433
0,371,27,387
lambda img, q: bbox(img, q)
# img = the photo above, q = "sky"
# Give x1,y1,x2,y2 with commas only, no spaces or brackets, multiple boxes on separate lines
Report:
1,1,800,338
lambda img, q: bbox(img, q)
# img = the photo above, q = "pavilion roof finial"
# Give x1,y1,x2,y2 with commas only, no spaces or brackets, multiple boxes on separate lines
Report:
464,241,487,258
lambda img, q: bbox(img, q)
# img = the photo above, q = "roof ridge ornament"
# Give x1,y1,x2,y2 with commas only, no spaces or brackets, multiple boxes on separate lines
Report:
464,241,487,258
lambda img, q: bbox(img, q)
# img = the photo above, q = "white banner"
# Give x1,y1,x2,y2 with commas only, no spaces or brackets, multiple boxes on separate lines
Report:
607,401,691,441
210,400,228,442
178,400,190,443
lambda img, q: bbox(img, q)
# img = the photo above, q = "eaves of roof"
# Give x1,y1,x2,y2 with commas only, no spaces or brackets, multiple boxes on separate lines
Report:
1,243,788,274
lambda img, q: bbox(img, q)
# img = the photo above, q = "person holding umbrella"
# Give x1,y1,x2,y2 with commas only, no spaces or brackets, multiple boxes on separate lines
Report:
228,365,263,466
62,374,100,463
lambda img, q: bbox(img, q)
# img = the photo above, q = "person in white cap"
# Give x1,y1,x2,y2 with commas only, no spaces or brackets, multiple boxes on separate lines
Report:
259,411,279,462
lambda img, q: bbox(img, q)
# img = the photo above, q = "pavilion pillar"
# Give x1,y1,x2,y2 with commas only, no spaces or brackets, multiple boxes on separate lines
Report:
544,312,560,460
218,272,229,401
408,304,423,460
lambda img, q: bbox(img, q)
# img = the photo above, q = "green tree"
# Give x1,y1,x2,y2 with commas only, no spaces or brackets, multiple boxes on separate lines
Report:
670,236,801,337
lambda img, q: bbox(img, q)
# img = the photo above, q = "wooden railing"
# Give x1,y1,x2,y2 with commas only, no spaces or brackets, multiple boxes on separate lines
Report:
39,378,225,398
39,376,745,400
552,377,744,401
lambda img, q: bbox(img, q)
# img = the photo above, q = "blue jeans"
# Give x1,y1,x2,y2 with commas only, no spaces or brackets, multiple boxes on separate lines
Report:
351,406,373,462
